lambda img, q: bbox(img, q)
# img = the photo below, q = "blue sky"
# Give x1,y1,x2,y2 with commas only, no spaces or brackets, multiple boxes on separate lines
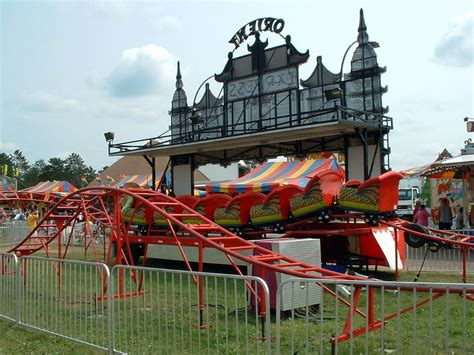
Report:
1,0,473,171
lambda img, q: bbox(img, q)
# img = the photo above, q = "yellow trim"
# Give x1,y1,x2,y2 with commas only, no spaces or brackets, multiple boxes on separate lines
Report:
339,201,379,212
292,201,326,218
251,213,283,225
214,218,241,226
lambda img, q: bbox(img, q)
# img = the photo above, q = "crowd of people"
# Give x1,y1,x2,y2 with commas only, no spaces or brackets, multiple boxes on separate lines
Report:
0,206,39,230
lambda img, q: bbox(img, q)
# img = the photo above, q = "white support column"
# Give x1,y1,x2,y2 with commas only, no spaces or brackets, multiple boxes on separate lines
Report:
172,163,193,195
347,145,381,181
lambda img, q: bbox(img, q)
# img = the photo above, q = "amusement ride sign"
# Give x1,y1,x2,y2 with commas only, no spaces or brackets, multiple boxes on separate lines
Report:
229,17,285,49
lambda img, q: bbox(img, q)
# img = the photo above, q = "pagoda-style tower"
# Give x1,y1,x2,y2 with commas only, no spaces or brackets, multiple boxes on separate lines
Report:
344,9,388,115
193,83,223,140
342,9,390,179
170,62,191,143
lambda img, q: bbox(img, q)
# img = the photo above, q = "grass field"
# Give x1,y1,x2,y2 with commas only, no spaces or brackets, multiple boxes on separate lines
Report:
0,320,106,354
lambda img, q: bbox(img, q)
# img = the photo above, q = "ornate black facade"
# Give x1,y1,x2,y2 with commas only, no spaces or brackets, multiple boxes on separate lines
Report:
110,9,392,191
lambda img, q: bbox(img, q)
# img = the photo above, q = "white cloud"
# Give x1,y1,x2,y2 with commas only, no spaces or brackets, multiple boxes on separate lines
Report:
0,142,19,154
106,44,176,97
433,12,473,67
21,92,80,112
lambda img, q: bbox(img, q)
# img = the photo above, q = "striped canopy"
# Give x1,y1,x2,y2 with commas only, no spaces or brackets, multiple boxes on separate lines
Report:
21,181,78,196
400,164,457,179
194,189,207,197
113,173,171,189
206,159,345,194
399,164,432,178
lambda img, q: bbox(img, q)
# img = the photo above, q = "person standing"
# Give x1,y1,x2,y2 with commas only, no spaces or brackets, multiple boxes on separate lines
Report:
0,207,6,224
414,204,430,227
26,210,38,232
413,199,422,221
438,198,453,230
455,207,464,230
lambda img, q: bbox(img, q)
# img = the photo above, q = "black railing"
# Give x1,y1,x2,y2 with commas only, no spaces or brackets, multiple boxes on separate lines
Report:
109,106,392,155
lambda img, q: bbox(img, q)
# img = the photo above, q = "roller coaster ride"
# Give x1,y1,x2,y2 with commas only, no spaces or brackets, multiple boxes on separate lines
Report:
1,179,473,343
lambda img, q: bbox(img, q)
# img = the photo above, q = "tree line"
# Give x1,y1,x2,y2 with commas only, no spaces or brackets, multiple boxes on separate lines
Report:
0,150,107,189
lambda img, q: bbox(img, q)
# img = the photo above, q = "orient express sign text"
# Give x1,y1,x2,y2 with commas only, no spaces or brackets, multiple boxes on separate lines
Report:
229,18,285,49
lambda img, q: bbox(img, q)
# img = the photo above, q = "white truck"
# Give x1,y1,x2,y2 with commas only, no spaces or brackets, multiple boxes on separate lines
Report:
396,178,422,221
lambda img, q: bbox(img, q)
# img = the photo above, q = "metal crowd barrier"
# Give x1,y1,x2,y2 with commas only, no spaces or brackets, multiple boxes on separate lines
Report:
405,244,474,274
0,254,271,354
0,253,19,323
1,252,473,354
405,229,474,274
0,221,29,246
18,256,110,352
275,277,474,354
110,265,271,354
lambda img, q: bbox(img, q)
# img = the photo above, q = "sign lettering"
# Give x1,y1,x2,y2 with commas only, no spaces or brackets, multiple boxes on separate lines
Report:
227,76,259,101
229,18,285,49
261,67,298,94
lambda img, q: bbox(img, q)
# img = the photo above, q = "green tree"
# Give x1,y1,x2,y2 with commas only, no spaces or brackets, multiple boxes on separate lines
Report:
40,157,66,182
3,152,98,189
8,150,30,188
0,153,14,177
23,159,47,187
10,150,30,175
64,153,96,187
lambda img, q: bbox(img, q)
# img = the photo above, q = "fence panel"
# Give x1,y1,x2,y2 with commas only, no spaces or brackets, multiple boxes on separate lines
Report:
405,244,474,274
0,221,29,247
0,252,19,322
276,278,474,354
18,256,110,351
110,265,271,354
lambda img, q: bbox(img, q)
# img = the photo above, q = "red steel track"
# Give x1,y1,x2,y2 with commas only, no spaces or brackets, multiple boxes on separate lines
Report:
7,187,365,281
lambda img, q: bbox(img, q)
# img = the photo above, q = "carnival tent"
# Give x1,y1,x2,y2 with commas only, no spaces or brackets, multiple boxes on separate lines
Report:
88,156,208,188
206,158,345,194
400,163,458,179
399,164,432,178
113,173,171,189
21,181,78,196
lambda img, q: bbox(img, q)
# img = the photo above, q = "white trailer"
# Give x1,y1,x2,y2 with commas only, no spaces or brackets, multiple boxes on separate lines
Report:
396,177,423,221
